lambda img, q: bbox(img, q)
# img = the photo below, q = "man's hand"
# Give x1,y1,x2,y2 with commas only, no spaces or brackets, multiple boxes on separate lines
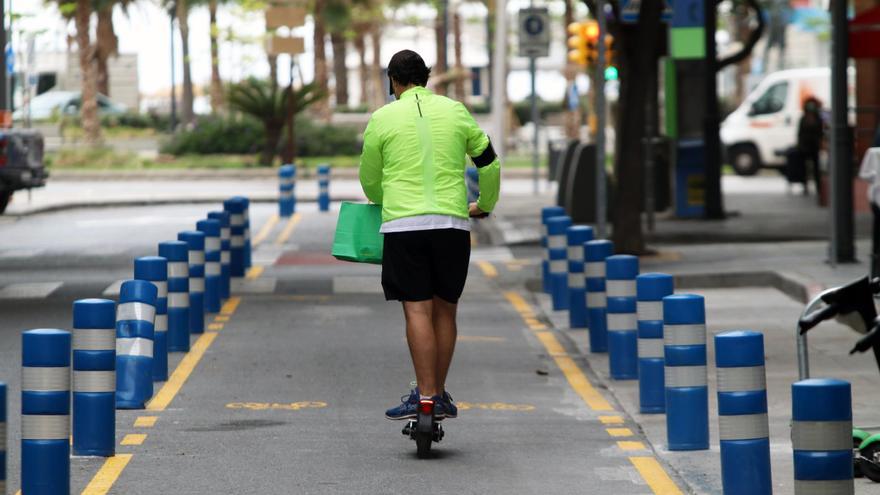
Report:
469,202,489,218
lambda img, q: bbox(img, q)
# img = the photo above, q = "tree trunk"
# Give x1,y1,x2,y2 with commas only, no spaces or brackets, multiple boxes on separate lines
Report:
453,12,465,103
261,125,282,166
563,0,578,139
433,8,447,96
95,5,117,97
177,0,195,126
209,0,223,113
354,29,369,107
268,54,278,88
369,23,384,110
313,0,331,120
732,2,751,106
330,32,349,107
75,0,101,145
610,1,663,254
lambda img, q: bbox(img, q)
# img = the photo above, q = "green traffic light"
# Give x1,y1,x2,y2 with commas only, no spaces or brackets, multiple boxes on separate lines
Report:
605,66,618,81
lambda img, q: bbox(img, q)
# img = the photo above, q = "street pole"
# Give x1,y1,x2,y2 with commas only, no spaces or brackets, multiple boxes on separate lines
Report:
829,0,854,264
169,9,177,133
491,0,507,161
595,0,607,238
530,55,538,195
703,0,724,219
0,0,8,127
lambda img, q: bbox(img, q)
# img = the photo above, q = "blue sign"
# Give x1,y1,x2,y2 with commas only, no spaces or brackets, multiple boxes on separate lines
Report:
5,46,13,76
621,0,673,24
669,0,704,28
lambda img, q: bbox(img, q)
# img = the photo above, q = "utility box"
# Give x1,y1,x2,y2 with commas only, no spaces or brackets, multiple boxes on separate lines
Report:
674,139,705,218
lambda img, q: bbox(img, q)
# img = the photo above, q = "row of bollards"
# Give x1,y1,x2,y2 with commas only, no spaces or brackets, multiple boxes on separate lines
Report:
539,206,855,495
14,196,254,494
277,163,331,217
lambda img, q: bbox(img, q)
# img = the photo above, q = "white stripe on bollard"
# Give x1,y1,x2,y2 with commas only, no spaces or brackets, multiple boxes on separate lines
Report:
188,251,205,265
155,314,168,332
568,274,585,288
586,292,607,307
636,301,663,321
606,280,636,297
221,251,230,264
717,366,767,392
73,371,116,393
73,329,116,351
205,238,221,251
637,338,664,358
548,236,566,249
190,277,205,292
231,236,245,247
22,367,70,392
607,313,637,331
116,338,154,358
168,293,190,308
22,414,69,440
665,365,708,387
205,262,221,276
567,246,584,260
0,422,5,446
168,262,188,278
116,302,156,322
791,421,853,450
663,324,707,346
230,214,244,226
585,262,606,278
153,281,168,298
719,413,770,440
550,260,567,273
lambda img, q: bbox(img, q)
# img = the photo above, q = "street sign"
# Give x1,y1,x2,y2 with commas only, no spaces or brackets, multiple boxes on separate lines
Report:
518,7,550,58
5,46,12,76
620,0,672,24
265,7,306,30
266,36,304,55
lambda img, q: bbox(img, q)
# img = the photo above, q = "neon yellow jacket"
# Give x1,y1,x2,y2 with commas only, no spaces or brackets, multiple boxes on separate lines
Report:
359,86,501,223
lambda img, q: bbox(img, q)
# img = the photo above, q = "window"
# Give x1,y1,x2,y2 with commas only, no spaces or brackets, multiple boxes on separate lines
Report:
749,82,788,116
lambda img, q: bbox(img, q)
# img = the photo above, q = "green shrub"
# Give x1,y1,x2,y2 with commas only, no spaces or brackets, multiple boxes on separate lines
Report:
292,117,361,157
161,116,265,155
101,112,171,130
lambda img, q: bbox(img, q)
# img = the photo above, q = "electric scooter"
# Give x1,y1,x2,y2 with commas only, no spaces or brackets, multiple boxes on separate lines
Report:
797,275,880,481
401,398,444,458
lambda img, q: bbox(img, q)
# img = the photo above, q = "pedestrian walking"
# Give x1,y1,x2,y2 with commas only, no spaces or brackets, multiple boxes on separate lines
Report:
359,50,501,420
797,97,825,199
859,126,880,277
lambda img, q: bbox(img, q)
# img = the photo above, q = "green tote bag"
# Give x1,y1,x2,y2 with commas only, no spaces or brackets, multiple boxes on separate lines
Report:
331,202,384,264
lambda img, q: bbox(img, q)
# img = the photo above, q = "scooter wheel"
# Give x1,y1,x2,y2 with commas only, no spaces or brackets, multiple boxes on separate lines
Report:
416,431,432,459
861,442,880,483
855,436,865,478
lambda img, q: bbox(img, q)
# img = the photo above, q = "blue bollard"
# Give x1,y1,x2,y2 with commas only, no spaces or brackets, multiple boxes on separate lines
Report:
208,210,231,301
546,216,572,310
115,280,157,409
584,239,614,353
541,206,566,294
318,164,331,212
716,330,772,495
566,225,594,329
0,382,5,495
241,196,252,269
197,218,222,314
636,273,674,413
663,293,709,450
135,257,169,382
178,230,206,335
159,241,190,353
606,255,639,380
792,378,854,494
22,328,70,495
279,164,296,217
72,299,116,457
224,197,247,278
465,167,480,203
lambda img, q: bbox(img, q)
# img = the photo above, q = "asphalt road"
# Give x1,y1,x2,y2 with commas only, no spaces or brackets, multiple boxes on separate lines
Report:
0,203,683,494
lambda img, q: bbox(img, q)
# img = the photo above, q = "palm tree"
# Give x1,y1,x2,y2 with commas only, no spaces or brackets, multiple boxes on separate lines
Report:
312,0,331,118
95,2,117,97
208,0,224,112
72,0,102,144
165,0,195,125
226,78,325,165
325,0,351,107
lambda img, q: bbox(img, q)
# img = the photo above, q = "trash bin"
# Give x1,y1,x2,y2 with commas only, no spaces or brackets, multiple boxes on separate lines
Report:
674,139,705,218
548,139,573,182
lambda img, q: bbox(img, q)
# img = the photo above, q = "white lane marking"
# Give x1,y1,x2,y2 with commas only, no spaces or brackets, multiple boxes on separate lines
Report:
102,279,126,297
332,276,382,294
0,282,63,299
75,215,203,228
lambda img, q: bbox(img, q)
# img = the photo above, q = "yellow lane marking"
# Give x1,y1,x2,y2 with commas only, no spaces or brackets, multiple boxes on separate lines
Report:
274,212,302,246
599,415,624,425
215,315,230,322
227,401,327,411
208,323,224,332
134,416,158,428
147,332,218,411
245,266,265,280
457,402,535,411
629,457,683,495
640,250,682,263
80,454,134,495
251,214,280,247
606,428,634,437
120,434,146,446
220,296,241,316
457,335,506,342
533,331,614,411
470,233,478,246
477,261,498,278
617,441,647,451
504,291,533,316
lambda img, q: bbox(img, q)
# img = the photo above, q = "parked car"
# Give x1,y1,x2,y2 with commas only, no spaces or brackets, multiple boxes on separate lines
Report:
0,129,47,214
12,90,127,122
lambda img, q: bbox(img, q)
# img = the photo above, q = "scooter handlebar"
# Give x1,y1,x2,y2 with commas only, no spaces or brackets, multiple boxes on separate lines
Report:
799,303,840,334
850,318,880,355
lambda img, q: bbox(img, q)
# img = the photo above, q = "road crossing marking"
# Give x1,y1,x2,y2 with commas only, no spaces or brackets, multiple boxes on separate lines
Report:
616,441,647,451
120,434,147,446
476,261,498,278
134,416,158,428
0,281,63,299
80,454,133,495
629,457,683,495
599,415,624,425
252,214,280,247
274,213,302,246
606,428,634,437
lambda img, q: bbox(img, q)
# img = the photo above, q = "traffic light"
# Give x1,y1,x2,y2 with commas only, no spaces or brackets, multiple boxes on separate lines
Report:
604,34,618,80
567,21,599,67
584,21,599,66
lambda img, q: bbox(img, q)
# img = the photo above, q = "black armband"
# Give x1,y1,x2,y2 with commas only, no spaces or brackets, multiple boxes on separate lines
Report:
471,141,497,168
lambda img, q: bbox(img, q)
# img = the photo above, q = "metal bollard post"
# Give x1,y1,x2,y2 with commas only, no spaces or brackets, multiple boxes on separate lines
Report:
72,299,116,457
22,328,70,495
465,167,479,203
178,230,206,335
159,241,190,353
606,255,639,380
207,210,231,301
566,225,594,329
279,164,296,217
541,206,566,294
135,257,169,382
546,216,572,310
792,378,854,495
716,330,772,495
224,197,247,279
663,293,709,450
584,239,614,353
317,164,331,212
115,280,157,409
196,219,222,314
636,273,674,413
0,382,5,495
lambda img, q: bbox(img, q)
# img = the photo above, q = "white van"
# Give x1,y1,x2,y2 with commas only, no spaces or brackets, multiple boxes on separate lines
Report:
721,68,830,176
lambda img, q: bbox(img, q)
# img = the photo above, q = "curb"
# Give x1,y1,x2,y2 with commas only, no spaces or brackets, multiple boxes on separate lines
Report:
48,168,548,182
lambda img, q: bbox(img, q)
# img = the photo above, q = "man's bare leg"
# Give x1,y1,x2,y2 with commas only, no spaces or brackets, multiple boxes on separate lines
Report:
403,300,438,397
432,296,458,393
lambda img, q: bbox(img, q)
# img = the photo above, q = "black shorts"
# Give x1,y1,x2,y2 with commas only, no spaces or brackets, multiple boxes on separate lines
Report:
381,229,471,303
